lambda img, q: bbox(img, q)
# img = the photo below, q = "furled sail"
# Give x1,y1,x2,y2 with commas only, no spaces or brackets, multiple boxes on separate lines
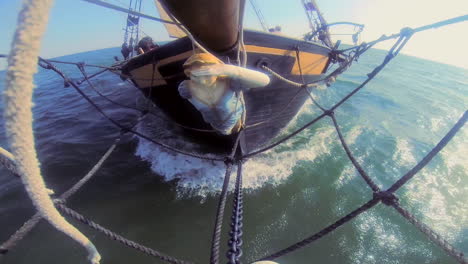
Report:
154,0,186,38
159,0,241,52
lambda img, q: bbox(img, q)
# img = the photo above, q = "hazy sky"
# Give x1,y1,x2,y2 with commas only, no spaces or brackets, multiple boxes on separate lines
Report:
1,0,467,69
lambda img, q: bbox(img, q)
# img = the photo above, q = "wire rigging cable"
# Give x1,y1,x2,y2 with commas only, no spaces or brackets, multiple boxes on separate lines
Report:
81,0,176,25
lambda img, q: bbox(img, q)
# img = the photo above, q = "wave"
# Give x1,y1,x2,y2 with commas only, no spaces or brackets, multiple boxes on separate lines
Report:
134,105,338,199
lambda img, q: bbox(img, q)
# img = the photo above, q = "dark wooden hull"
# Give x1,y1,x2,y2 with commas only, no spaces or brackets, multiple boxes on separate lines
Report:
122,30,331,153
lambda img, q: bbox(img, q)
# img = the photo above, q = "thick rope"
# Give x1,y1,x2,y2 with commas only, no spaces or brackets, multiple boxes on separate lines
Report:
238,0,248,68
299,50,381,193
243,34,410,159
393,204,467,264
227,159,244,264
387,110,467,193
262,66,314,88
255,111,466,262
0,147,21,178
330,113,381,192
3,0,100,263
210,162,234,264
73,63,218,132
39,59,224,161
45,58,126,69
339,15,468,53
295,47,327,112
76,68,108,85
245,45,331,129
55,203,192,264
260,39,361,90
210,134,241,264
77,64,147,114
256,198,380,261
0,136,121,254
243,112,327,159
1,9,465,264
261,39,364,90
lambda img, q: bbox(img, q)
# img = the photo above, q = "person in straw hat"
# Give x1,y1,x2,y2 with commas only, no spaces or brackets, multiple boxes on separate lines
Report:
178,53,270,135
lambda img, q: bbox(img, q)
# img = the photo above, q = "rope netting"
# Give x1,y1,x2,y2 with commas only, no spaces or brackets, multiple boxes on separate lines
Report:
0,4,467,264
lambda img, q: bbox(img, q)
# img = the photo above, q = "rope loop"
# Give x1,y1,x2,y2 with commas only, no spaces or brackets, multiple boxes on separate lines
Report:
373,191,399,206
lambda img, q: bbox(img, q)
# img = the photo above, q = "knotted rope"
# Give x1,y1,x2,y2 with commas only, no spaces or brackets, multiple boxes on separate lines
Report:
3,0,100,263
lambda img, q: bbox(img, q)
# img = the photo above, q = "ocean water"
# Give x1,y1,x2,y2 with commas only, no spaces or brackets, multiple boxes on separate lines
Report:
0,47,466,264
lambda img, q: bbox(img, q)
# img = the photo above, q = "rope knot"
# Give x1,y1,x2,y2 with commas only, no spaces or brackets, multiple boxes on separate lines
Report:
373,191,398,206
224,156,235,165
301,83,308,89
400,27,414,37
324,110,334,116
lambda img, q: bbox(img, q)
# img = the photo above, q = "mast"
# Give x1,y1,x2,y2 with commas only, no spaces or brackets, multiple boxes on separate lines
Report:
302,0,333,47
154,0,186,38
135,0,142,53
159,0,241,52
120,0,143,59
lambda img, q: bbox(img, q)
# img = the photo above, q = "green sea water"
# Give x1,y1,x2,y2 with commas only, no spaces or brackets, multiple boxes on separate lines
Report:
0,47,466,264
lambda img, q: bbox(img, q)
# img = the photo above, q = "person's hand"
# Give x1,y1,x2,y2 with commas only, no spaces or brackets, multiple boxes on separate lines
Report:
191,64,241,78
190,64,226,77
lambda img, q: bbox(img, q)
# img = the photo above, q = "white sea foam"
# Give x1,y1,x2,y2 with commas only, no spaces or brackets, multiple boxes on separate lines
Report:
401,113,468,242
135,132,333,198
440,122,468,175
134,107,336,198
430,117,445,134
247,211,289,258
333,125,366,189
334,164,357,190
393,120,468,245
392,137,417,167
433,109,468,176
345,125,363,146
403,167,468,243
348,210,436,264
